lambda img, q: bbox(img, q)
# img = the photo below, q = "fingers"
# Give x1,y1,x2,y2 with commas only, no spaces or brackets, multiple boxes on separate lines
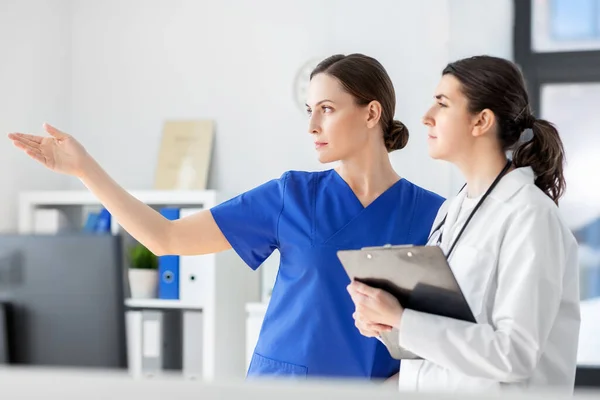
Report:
348,287,382,325
11,139,45,163
354,319,379,337
7,133,44,145
369,323,393,332
352,312,392,332
350,280,382,299
353,313,392,337
348,288,376,312
43,123,68,139
11,137,41,154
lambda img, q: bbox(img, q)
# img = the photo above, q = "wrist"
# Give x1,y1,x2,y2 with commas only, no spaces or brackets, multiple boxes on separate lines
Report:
77,153,96,180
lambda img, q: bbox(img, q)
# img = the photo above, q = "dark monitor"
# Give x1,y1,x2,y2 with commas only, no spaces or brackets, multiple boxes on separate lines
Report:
0,302,9,363
0,234,126,369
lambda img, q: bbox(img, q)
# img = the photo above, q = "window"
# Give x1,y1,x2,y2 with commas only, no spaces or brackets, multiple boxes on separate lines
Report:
532,0,600,52
541,83,600,302
515,0,600,386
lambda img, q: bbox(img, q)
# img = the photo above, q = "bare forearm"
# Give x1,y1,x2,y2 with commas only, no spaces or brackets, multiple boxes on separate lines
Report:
79,156,171,255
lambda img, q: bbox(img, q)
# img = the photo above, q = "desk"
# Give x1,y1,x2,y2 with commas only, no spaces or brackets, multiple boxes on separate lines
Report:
1,366,599,400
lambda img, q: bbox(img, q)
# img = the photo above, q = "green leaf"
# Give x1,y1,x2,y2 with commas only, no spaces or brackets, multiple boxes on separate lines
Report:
127,243,158,270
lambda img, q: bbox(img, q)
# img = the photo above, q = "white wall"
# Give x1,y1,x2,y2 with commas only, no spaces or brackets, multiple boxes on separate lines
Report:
0,0,514,232
0,0,72,232
66,0,454,197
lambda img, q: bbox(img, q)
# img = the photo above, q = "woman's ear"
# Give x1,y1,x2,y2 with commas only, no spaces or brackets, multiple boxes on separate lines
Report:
472,108,496,138
366,100,382,129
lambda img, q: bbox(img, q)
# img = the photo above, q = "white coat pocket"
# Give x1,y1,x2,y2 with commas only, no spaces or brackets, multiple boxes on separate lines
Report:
449,245,496,319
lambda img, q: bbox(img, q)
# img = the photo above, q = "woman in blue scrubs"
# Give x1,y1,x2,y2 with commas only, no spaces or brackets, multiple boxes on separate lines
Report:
8,53,444,380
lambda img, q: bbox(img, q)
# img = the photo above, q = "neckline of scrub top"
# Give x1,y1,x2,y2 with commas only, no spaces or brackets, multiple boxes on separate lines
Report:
330,169,405,210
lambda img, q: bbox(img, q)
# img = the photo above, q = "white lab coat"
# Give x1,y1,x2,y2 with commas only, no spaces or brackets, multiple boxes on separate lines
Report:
397,167,581,393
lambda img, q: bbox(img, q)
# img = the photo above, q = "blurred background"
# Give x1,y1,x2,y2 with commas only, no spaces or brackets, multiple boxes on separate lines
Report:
0,0,598,393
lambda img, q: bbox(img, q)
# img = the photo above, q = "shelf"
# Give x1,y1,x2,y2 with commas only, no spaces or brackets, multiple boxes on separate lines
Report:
20,190,220,207
125,298,203,310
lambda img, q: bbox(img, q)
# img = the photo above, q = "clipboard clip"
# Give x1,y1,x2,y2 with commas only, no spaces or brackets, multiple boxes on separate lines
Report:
359,244,416,260
360,244,413,250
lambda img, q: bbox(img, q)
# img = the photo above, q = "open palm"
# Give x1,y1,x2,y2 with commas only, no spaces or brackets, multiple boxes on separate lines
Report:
8,123,89,177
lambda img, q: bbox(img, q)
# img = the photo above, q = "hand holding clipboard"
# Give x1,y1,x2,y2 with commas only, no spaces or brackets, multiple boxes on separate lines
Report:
338,245,475,360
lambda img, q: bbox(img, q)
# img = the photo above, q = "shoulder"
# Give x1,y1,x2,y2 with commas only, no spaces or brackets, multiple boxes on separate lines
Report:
506,185,576,245
401,179,446,210
399,180,447,236
509,183,562,218
265,170,335,207
277,169,334,191
282,169,333,181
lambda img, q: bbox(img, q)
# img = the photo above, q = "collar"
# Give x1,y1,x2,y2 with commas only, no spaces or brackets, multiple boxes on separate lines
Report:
454,166,534,203
488,166,535,202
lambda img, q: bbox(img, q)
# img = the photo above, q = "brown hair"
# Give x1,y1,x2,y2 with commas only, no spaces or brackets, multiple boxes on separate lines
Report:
310,54,408,152
443,55,566,204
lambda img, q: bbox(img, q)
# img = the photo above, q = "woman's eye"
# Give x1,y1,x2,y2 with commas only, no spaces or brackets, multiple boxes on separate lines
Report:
322,106,333,113
306,109,312,116
437,102,447,108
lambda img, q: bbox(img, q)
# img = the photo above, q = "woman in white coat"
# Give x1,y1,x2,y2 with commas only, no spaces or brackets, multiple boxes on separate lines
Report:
347,55,580,392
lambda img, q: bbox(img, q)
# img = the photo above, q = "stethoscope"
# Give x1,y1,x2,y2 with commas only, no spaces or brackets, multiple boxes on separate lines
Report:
428,159,513,260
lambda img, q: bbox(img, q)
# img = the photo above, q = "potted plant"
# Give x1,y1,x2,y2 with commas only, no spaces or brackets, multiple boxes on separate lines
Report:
127,243,159,299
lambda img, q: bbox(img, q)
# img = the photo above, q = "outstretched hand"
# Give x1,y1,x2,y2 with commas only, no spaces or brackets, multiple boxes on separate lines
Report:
8,123,90,177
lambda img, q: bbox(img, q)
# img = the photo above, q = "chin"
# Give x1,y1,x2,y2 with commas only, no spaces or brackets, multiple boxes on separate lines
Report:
317,152,338,164
427,145,444,161
317,157,335,164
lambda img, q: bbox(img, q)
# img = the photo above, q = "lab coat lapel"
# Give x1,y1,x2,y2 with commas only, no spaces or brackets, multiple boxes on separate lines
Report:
439,167,534,252
439,189,468,252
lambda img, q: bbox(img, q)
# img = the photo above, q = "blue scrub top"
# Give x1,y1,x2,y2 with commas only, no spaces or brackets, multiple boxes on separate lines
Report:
211,170,444,379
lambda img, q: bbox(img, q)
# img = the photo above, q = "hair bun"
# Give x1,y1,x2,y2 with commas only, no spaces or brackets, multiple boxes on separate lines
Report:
384,120,409,152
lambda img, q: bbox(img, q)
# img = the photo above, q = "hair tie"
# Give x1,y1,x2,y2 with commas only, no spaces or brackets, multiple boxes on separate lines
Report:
515,105,535,130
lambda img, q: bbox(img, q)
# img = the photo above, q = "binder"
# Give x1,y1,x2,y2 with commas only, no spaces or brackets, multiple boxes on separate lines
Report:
178,208,209,306
141,310,163,377
158,208,180,300
125,310,142,377
95,208,112,234
182,311,203,379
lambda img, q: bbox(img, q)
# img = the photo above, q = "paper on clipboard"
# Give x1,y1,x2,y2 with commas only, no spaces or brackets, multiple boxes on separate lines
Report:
337,244,475,360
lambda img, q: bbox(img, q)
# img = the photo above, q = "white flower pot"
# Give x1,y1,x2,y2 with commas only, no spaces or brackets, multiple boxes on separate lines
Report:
128,269,158,299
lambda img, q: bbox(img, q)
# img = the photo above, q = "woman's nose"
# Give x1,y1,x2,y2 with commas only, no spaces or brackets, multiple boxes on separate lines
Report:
422,110,434,127
308,115,320,135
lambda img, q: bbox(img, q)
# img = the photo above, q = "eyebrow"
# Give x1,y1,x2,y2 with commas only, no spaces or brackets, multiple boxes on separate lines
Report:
305,99,335,108
435,94,450,101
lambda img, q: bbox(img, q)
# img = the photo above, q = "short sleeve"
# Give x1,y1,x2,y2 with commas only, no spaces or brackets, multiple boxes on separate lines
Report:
210,172,288,270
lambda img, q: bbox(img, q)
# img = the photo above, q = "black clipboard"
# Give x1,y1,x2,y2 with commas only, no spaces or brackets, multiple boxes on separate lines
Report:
337,245,475,360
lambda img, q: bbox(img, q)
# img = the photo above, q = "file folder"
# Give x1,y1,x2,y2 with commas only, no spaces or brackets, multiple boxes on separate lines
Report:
158,207,180,300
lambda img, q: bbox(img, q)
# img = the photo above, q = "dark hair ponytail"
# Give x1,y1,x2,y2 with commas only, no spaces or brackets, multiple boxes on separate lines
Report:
442,55,567,205
512,117,566,204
